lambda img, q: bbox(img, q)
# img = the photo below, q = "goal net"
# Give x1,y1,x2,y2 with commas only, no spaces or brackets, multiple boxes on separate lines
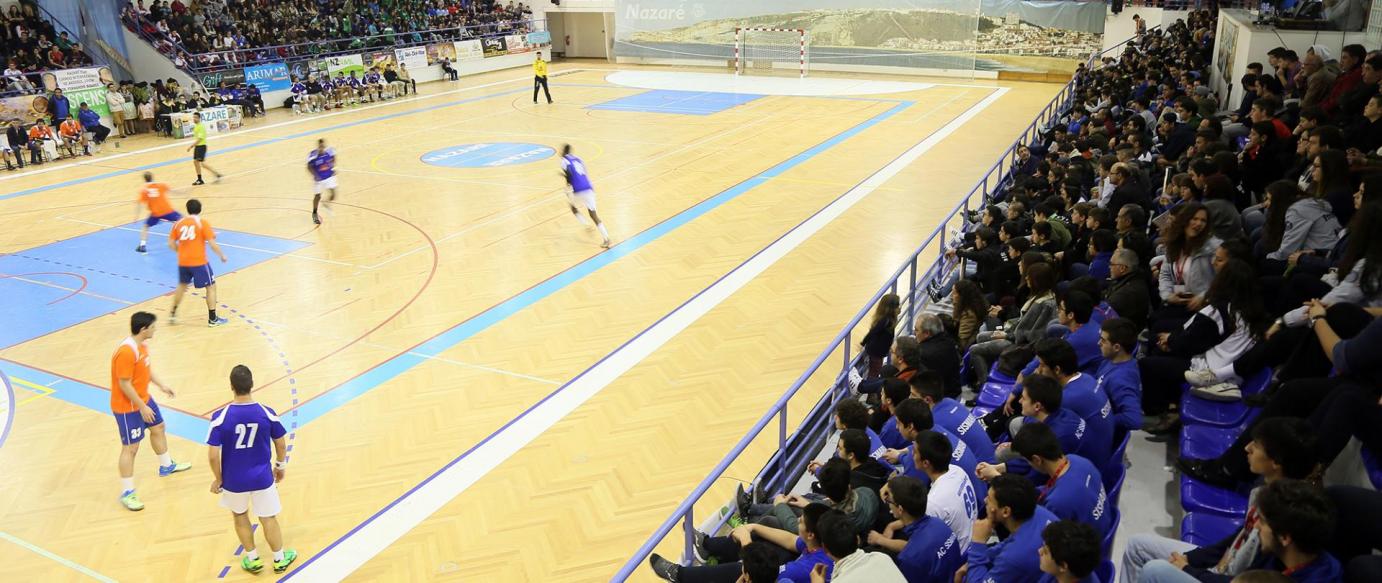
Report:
734,27,808,77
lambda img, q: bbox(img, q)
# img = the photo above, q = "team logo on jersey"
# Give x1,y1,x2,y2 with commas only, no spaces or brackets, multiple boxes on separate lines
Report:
420,143,556,168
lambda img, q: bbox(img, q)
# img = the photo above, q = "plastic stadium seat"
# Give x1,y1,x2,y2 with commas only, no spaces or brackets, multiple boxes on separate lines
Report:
1103,431,1130,492
1108,466,1128,506
975,363,1016,410
1180,512,1243,546
959,350,972,390
1094,560,1115,583
1179,423,1249,461
1102,506,1120,558
1180,474,1249,517
1180,368,1272,428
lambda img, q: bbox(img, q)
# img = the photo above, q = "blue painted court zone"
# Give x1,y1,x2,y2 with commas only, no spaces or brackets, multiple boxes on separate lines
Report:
588,89,764,116
0,222,310,349
419,142,556,168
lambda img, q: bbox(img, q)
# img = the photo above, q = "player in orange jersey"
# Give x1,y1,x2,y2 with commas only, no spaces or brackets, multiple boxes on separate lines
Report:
135,172,183,253
168,199,229,326
112,311,192,511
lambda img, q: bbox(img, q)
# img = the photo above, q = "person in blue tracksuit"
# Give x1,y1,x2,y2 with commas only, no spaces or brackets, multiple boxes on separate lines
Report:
1038,520,1105,583
961,474,1058,583
1095,318,1143,434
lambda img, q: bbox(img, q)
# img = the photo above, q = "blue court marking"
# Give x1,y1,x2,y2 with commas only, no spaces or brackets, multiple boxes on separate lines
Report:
0,85,535,202
0,359,209,442
587,89,764,115
0,222,308,349
287,98,913,427
419,142,555,168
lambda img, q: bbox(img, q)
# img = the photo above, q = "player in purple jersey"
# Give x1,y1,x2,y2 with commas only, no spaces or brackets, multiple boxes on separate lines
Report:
207,365,297,574
559,144,611,248
307,138,338,225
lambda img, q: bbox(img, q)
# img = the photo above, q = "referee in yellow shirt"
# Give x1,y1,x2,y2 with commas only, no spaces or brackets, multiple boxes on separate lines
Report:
533,53,552,105
186,112,223,185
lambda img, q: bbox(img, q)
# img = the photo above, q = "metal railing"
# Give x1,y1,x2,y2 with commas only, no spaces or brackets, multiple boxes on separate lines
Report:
611,27,1153,582
124,14,544,75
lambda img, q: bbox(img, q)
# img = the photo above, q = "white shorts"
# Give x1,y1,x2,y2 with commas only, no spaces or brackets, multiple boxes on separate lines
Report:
220,483,282,517
314,175,338,194
567,188,597,211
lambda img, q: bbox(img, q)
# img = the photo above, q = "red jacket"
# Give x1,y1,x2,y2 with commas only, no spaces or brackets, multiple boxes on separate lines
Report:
1323,66,1363,115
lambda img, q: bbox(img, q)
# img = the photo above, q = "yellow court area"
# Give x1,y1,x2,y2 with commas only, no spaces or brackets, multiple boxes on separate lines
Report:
0,63,1061,581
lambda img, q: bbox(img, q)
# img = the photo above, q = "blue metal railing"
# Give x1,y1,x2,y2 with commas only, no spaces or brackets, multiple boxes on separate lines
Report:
611,27,1152,581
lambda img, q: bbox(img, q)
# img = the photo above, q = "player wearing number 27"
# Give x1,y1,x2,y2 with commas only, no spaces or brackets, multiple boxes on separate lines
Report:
208,365,298,574
112,311,192,512
168,198,229,326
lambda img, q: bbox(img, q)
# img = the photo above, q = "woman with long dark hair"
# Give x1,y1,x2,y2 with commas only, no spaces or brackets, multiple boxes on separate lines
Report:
951,279,990,350
1142,259,1267,433
967,262,1059,386
860,293,900,378
1315,149,1356,226
1265,170,1341,269
1153,203,1221,333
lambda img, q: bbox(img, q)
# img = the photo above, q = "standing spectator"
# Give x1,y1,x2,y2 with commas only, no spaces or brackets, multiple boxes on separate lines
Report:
48,87,71,127
860,294,899,378
106,83,129,138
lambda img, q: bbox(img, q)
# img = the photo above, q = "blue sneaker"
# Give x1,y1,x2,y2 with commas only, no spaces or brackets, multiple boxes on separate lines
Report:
158,460,191,476
208,317,230,327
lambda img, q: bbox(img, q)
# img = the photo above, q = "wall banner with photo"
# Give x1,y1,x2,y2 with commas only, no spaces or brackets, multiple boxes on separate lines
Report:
455,39,484,61
505,34,531,54
365,51,396,70
0,94,50,126
45,67,114,124
426,42,458,65
325,54,365,76
482,37,509,58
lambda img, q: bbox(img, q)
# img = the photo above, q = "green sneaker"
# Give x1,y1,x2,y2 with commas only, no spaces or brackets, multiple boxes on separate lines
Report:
241,555,264,574
119,489,144,511
727,515,747,529
273,549,298,573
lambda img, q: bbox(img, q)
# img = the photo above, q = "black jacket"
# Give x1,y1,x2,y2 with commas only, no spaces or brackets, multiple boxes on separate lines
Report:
917,333,962,396
6,125,28,147
860,318,896,359
1105,271,1151,330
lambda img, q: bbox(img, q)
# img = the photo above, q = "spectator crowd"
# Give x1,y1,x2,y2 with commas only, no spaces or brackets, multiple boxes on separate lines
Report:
1,1,95,95
123,0,533,70
646,8,1382,583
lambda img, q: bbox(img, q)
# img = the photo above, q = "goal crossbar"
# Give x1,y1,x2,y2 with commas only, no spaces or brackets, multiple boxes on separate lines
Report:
733,27,808,78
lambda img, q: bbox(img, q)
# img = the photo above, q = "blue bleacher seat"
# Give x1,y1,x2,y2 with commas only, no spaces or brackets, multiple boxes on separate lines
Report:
1180,511,1243,546
1180,474,1249,517
1103,431,1130,492
1180,369,1272,428
975,363,1016,411
1180,422,1250,461
1094,559,1115,583
1109,465,1127,506
1102,506,1121,558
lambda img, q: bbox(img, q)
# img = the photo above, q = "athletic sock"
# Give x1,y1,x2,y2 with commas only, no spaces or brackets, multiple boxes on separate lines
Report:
139,238,147,246
121,477,135,491
197,174,202,180
272,550,284,562
597,223,609,239
158,453,172,466
209,309,218,321
247,549,260,561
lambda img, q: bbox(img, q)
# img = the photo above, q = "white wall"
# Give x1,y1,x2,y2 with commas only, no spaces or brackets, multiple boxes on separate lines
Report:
122,27,199,89
559,11,611,59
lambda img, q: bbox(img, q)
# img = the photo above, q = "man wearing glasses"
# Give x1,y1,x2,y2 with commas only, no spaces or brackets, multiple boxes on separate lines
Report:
1104,248,1151,330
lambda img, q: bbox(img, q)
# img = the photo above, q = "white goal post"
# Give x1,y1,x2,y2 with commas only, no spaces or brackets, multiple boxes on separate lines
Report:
734,27,809,78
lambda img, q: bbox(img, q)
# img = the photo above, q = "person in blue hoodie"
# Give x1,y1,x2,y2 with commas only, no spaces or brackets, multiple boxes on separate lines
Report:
864,476,964,583
1085,229,1117,281
1140,479,1341,583
1095,318,1143,435
882,398,986,509
1031,339,1114,468
48,87,71,128
1009,423,1113,539
77,102,110,146
1038,520,1105,583
985,375,1094,481
908,371,996,464
960,474,1058,583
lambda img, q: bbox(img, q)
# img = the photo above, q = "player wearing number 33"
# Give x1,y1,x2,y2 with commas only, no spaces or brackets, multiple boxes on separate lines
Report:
111,311,192,512
207,365,298,574
167,198,230,327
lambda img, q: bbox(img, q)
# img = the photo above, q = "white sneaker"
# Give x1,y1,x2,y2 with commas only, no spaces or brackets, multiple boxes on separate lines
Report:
1184,369,1218,387
1191,382,1241,402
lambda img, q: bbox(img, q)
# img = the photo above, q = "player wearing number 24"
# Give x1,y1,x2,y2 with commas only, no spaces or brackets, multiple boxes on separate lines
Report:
207,365,298,574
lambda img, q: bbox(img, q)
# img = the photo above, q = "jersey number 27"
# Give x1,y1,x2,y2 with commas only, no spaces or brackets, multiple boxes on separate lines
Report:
233,423,259,449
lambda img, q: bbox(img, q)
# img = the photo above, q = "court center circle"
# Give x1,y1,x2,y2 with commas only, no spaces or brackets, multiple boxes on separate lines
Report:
420,143,556,168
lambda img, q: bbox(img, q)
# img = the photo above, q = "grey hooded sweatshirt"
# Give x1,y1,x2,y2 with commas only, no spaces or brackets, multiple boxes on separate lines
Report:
1267,198,1342,261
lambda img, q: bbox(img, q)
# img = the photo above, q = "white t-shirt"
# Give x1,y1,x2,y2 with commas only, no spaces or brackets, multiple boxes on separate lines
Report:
927,465,977,551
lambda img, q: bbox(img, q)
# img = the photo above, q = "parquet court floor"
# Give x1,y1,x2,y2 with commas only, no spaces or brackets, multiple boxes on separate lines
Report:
0,62,1061,581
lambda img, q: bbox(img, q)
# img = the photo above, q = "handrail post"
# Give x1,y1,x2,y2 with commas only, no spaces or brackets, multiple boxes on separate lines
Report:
777,408,788,482
907,258,918,331
682,509,696,564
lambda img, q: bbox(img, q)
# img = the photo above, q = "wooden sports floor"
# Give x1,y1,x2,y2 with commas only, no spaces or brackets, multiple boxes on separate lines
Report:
0,63,1060,581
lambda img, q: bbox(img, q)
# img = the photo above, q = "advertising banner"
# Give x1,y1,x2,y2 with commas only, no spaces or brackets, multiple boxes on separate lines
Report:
0,93,49,125
45,67,113,124
505,34,531,54
365,51,396,70
394,46,428,70
426,42,457,65
325,54,365,76
198,69,245,91
482,37,508,58
455,39,484,61
172,105,243,138
527,31,552,45
243,62,290,92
